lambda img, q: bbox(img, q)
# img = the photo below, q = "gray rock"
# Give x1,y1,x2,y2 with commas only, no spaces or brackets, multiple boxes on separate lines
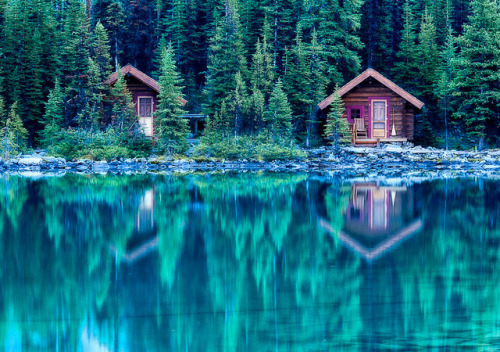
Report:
92,161,109,172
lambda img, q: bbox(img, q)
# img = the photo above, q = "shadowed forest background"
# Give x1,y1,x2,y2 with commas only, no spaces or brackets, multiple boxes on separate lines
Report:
0,0,499,153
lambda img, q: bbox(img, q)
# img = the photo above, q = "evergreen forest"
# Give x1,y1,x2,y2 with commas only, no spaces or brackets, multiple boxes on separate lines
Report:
0,0,499,158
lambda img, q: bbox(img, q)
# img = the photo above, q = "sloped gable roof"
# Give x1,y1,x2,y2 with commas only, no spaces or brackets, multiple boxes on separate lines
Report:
105,64,188,106
320,218,423,262
318,68,424,110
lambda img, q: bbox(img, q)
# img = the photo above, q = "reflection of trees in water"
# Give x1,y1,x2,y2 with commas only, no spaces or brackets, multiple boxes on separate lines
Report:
0,175,500,350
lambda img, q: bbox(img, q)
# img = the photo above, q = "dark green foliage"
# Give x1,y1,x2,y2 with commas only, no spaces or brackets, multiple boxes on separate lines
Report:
452,0,500,144
301,0,364,85
203,0,247,118
109,69,138,137
0,0,60,144
360,0,404,75
324,89,350,152
50,128,145,160
91,0,125,70
286,27,328,147
154,43,189,154
40,80,64,149
195,134,306,161
0,0,492,153
265,79,293,146
0,102,28,157
435,28,457,150
393,0,421,94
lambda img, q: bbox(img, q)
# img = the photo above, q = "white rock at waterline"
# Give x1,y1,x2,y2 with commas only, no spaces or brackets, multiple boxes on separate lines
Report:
18,157,43,165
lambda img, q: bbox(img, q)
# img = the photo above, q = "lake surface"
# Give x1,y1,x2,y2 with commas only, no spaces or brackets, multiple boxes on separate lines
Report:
1,173,499,351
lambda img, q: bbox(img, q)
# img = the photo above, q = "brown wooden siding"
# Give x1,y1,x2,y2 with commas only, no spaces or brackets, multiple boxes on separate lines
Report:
336,79,415,140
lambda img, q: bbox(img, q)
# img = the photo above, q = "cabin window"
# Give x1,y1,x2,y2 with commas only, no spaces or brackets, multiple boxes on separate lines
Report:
138,97,154,137
350,109,361,120
346,106,364,123
139,98,152,117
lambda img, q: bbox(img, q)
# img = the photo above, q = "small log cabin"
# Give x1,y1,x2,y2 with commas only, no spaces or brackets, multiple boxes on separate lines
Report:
320,182,423,261
319,68,424,145
105,64,192,137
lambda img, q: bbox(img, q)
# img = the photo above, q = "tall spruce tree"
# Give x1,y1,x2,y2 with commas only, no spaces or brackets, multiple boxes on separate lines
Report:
263,0,300,71
92,0,125,70
417,8,440,101
250,38,274,98
394,0,421,93
62,0,93,128
0,0,59,145
1,102,28,157
40,80,64,148
203,0,247,118
286,25,312,144
306,29,328,147
324,89,349,152
435,28,457,150
304,0,363,84
154,43,189,154
360,0,404,74
265,79,293,146
91,21,113,83
452,0,500,144
109,69,137,137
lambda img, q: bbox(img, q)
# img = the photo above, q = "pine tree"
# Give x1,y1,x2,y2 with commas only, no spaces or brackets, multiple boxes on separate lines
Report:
435,28,457,150
265,79,293,146
203,0,247,117
250,38,275,98
162,0,188,65
394,0,421,93
40,80,64,148
121,0,156,72
324,89,349,152
62,0,93,128
110,69,137,137
263,0,301,71
309,0,363,84
0,96,5,125
91,21,113,83
452,0,500,144
248,88,265,136
92,0,125,70
1,102,28,157
417,8,440,101
0,0,59,145
154,43,189,154
306,29,328,147
360,0,404,74
229,71,250,138
152,35,167,79
286,24,312,144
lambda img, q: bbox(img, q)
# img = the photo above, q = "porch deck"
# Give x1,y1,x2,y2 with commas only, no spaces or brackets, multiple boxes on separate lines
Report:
351,123,407,146
353,137,408,146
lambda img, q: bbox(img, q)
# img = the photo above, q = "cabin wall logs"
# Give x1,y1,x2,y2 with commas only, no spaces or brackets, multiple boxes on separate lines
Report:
339,80,415,140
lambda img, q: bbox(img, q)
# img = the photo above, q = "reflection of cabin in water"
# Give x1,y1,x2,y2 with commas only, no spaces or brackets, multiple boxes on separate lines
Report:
321,182,423,261
105,65,205,138
318,69,424,146
110,187,159,263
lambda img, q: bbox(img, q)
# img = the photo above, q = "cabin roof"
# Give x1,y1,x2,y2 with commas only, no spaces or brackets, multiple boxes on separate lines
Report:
320,218,423,262
105,64,188,106
318,68,424,110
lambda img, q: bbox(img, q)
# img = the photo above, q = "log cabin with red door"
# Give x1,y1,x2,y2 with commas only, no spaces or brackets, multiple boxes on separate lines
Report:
319,68,424,146
105,64,189,137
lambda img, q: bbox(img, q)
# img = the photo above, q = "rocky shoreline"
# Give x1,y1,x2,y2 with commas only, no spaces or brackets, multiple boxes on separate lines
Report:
2,145,500,177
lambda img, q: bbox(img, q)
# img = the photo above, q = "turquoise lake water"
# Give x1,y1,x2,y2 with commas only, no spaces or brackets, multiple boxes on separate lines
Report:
1,173,499,351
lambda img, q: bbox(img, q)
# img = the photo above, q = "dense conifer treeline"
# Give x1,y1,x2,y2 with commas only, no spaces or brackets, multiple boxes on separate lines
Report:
0,0,499,155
